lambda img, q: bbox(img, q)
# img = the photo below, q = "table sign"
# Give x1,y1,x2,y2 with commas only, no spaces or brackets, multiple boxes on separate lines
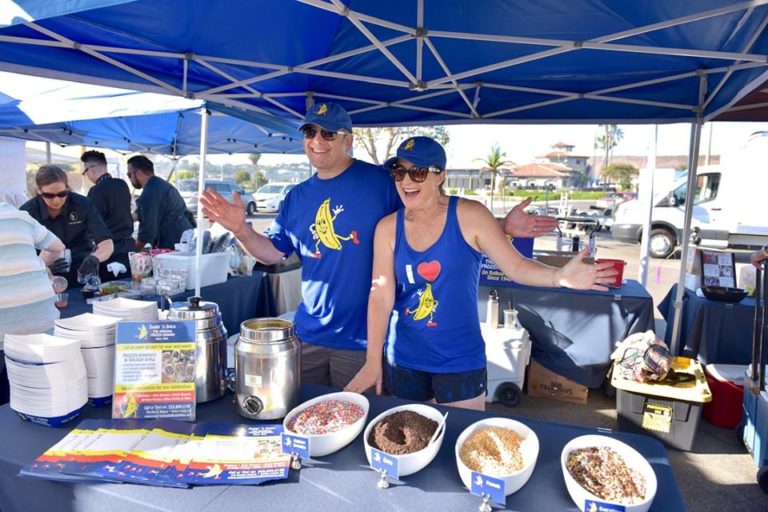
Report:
469,471,506,505
113,321,197,421
700,250,736,288
369,447,399,479
281,433,310,459
584,499,626,512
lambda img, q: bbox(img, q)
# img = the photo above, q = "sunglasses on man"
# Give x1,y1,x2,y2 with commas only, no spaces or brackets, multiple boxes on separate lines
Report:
301,125,347,141
40,190,70,199
389,163,443,183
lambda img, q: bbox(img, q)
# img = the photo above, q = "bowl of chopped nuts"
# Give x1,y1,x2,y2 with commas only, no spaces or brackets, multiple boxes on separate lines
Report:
561,435,657,512
282,392,369,457
455,417,539,496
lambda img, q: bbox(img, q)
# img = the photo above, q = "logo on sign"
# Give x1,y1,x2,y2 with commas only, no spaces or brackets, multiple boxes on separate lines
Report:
584,500,626,512
369,447,399,479
470,471,506,505
280,433,310,459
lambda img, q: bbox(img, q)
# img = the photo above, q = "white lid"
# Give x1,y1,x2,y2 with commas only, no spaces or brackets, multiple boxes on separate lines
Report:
706,363,749,385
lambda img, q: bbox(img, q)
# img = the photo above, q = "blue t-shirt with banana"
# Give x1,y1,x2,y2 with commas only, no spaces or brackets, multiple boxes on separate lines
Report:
266,160,400,350
387,196,486,373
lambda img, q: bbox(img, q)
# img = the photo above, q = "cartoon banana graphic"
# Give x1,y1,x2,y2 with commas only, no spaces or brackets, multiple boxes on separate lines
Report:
315,199,342,250
309,199,360,257
123,394,138,418
411,283,435,320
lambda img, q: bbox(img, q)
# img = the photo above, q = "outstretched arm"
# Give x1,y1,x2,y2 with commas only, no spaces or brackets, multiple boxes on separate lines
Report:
499,197,558,238
345,215,397,395
460,199,616,291
200,189,285,265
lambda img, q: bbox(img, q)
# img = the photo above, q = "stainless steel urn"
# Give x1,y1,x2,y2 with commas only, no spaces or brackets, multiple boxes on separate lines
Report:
167,297,227,403
235,318,301,420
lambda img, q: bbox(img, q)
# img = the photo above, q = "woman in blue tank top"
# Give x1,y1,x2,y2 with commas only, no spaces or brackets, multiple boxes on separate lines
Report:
346,137,618,410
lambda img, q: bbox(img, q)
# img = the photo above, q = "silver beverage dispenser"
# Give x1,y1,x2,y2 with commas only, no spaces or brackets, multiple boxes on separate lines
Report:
235,318,301,420
166,297,227,403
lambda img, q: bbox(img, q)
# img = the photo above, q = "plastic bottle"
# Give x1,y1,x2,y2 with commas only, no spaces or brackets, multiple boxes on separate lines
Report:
486,289,500,328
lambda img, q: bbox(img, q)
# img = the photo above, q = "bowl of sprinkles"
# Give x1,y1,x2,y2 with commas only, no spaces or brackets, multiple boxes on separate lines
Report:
283,392,369,457
455,417,539,496
561,435,657,512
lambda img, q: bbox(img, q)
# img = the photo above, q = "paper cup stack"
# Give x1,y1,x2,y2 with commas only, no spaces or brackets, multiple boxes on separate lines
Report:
93,297,159,321
54,313,119,406
3,333,88,426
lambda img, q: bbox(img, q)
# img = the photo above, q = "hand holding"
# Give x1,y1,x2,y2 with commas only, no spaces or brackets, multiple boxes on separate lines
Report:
502,197,558,238
49,257,69,274
77,255,100,278
343,362,383,395
559,248,617,291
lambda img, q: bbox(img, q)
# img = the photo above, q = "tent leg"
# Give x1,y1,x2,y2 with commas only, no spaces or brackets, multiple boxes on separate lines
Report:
637,125,657,286
194,106,210,297
669,117,704,354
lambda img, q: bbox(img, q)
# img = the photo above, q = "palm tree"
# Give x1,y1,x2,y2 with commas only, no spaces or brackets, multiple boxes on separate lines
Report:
475,145,507,212
595,125,624,182
248,153,261,188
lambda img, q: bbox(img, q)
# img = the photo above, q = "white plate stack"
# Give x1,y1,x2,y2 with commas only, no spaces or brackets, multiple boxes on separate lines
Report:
54,313,120,405
3,333,88,426
92,297,159,321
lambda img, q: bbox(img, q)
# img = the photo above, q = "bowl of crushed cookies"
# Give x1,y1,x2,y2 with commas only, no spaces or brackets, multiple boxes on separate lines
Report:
455,417,539,496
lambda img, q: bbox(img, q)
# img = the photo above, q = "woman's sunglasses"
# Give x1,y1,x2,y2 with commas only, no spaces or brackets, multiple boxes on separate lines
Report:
301,125,345,141
389,163,442,183
40,190,70,199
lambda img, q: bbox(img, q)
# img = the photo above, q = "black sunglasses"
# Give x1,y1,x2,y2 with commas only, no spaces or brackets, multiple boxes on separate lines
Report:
301,125,345,141
389,163,442,183
40,190,70,199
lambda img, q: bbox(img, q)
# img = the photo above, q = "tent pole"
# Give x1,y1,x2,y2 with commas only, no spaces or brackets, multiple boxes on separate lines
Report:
45,141,51,164
637,125,657,286
669,114,704,353
194,107,210,297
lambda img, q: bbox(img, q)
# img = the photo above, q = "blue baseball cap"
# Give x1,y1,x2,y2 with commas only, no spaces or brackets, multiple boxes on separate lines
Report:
384,136,447,171
300,102,353,132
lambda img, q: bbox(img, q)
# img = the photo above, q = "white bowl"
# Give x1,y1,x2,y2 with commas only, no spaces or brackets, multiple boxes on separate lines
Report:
363,403,445,477
561,435,658,512
455,417,539,496
282,392,369,457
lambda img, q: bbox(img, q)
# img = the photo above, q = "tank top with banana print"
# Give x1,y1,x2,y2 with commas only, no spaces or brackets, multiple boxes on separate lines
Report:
387,196,486,373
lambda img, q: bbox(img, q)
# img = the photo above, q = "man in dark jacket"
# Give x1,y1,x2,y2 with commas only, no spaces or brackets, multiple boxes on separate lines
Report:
81,150,134,281
127,155,194,250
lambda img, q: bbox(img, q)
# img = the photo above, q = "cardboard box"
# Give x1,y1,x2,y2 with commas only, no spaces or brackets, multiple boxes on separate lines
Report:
526,359,588,404
533,251,595,268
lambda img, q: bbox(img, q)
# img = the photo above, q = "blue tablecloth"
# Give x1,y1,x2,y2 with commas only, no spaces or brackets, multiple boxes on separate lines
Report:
61,273,276,335
0,385,687,512
479,280,655,387
659,284,755,365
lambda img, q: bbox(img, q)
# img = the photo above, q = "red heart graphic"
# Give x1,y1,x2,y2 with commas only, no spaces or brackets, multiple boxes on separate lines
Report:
417,261,441,282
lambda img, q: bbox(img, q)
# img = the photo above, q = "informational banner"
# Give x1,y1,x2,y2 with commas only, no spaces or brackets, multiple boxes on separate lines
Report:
478,238,533,288
113,321,197,421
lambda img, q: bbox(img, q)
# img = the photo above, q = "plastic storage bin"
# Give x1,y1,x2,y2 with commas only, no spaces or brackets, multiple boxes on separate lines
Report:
153,252,230,290
612,356,712,451
482,322,531,407
703,364,746,429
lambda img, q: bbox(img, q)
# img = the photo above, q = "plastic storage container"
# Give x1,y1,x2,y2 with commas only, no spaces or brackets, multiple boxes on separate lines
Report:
153,252,230,290
482,322,531,407
703,364,746,429
612,356,712,451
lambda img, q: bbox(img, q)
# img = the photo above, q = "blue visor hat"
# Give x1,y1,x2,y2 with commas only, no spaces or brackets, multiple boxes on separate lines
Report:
300,102,353,132
384,136,447,171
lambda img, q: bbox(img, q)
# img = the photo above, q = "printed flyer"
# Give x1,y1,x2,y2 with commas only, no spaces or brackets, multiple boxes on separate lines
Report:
113,321,197,421
184,424,291,485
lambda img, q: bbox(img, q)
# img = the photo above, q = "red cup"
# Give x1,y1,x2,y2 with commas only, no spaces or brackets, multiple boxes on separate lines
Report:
596,258,626,287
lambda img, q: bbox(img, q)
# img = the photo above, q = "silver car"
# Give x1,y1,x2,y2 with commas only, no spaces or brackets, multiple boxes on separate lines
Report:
178,179,257,215
253,182,296,212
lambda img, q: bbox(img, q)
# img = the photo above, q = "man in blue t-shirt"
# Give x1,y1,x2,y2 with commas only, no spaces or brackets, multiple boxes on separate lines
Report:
201,102,557,389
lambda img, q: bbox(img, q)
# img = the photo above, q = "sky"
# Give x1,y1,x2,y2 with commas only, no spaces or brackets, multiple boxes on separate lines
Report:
226,121,768,169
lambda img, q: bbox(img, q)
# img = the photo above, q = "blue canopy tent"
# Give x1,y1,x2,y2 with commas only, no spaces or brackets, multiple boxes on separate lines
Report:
0,72,303,155
1,0,766,351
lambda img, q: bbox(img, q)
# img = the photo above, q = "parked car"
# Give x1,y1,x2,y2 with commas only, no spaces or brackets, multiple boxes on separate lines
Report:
178,179,257,215
595,192,635,209
253,182,296,212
